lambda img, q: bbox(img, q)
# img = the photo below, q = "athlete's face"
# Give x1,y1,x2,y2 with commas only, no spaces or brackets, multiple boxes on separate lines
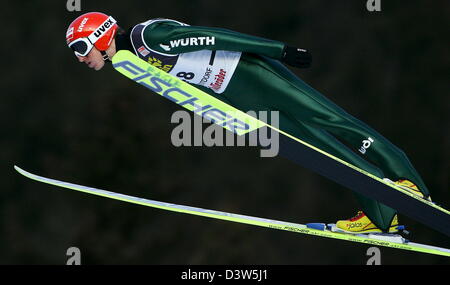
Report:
76,47,105,71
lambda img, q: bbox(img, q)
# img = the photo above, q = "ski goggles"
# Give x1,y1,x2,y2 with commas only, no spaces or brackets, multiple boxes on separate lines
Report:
68,16,117,57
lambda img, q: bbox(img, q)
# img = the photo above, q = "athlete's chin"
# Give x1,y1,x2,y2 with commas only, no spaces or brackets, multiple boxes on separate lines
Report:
93,62,105,71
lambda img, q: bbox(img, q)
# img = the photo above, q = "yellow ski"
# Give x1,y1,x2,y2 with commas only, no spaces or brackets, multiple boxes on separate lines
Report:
14,165,450,257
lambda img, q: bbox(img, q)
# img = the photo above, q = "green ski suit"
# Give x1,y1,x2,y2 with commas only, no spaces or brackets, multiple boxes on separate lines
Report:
115,18,430,231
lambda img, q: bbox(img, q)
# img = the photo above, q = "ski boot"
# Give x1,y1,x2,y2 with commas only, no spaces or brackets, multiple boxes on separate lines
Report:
306,211,408,243
383,178,432,202
333,211,401,234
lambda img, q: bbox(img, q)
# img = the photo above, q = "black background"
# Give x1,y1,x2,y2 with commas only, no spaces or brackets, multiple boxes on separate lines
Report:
1,0,449,264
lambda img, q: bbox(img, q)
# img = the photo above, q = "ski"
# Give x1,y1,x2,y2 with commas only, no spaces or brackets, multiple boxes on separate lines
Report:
111,50,450,237
13,165,450,257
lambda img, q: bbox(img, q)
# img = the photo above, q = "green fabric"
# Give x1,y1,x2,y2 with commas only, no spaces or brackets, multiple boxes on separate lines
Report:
138,20,430,230
207,53,430,231
143,21,286,59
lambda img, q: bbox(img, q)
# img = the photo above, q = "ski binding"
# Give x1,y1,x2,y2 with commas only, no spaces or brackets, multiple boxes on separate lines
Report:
306,223,409,244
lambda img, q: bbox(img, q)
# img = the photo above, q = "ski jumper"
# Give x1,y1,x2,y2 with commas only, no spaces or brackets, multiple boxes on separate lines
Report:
115,18,430,231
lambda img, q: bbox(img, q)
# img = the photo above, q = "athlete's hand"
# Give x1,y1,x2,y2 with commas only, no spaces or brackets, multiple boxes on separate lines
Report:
281,45,312,68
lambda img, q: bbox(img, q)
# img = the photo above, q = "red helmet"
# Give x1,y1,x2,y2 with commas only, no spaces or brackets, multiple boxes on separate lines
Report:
66,12,118,56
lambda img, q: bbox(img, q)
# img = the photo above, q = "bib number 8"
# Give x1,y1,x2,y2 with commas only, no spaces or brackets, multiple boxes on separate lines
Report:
176,72,195,81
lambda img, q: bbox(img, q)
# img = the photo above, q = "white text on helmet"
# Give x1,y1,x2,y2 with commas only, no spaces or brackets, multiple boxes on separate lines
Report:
77,17,89,33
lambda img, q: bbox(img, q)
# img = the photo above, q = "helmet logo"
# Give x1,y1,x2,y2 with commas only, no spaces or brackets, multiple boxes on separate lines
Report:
92,18,116,41
77,17,89,33
66,27,74,42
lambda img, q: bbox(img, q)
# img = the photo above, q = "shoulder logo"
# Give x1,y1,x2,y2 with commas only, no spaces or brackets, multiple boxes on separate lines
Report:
169,36,215,49
159,44,171,51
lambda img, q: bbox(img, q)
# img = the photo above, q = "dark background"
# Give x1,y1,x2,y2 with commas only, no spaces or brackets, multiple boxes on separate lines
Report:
1,0,449,264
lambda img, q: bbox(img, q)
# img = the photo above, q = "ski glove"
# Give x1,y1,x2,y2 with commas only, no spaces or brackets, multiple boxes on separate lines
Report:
281,45,312,68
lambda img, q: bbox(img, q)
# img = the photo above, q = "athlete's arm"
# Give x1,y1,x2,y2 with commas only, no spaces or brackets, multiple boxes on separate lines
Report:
144,21,311,68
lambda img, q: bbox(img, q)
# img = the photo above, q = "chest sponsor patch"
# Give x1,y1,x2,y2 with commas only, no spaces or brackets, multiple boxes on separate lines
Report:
210,69,227,91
